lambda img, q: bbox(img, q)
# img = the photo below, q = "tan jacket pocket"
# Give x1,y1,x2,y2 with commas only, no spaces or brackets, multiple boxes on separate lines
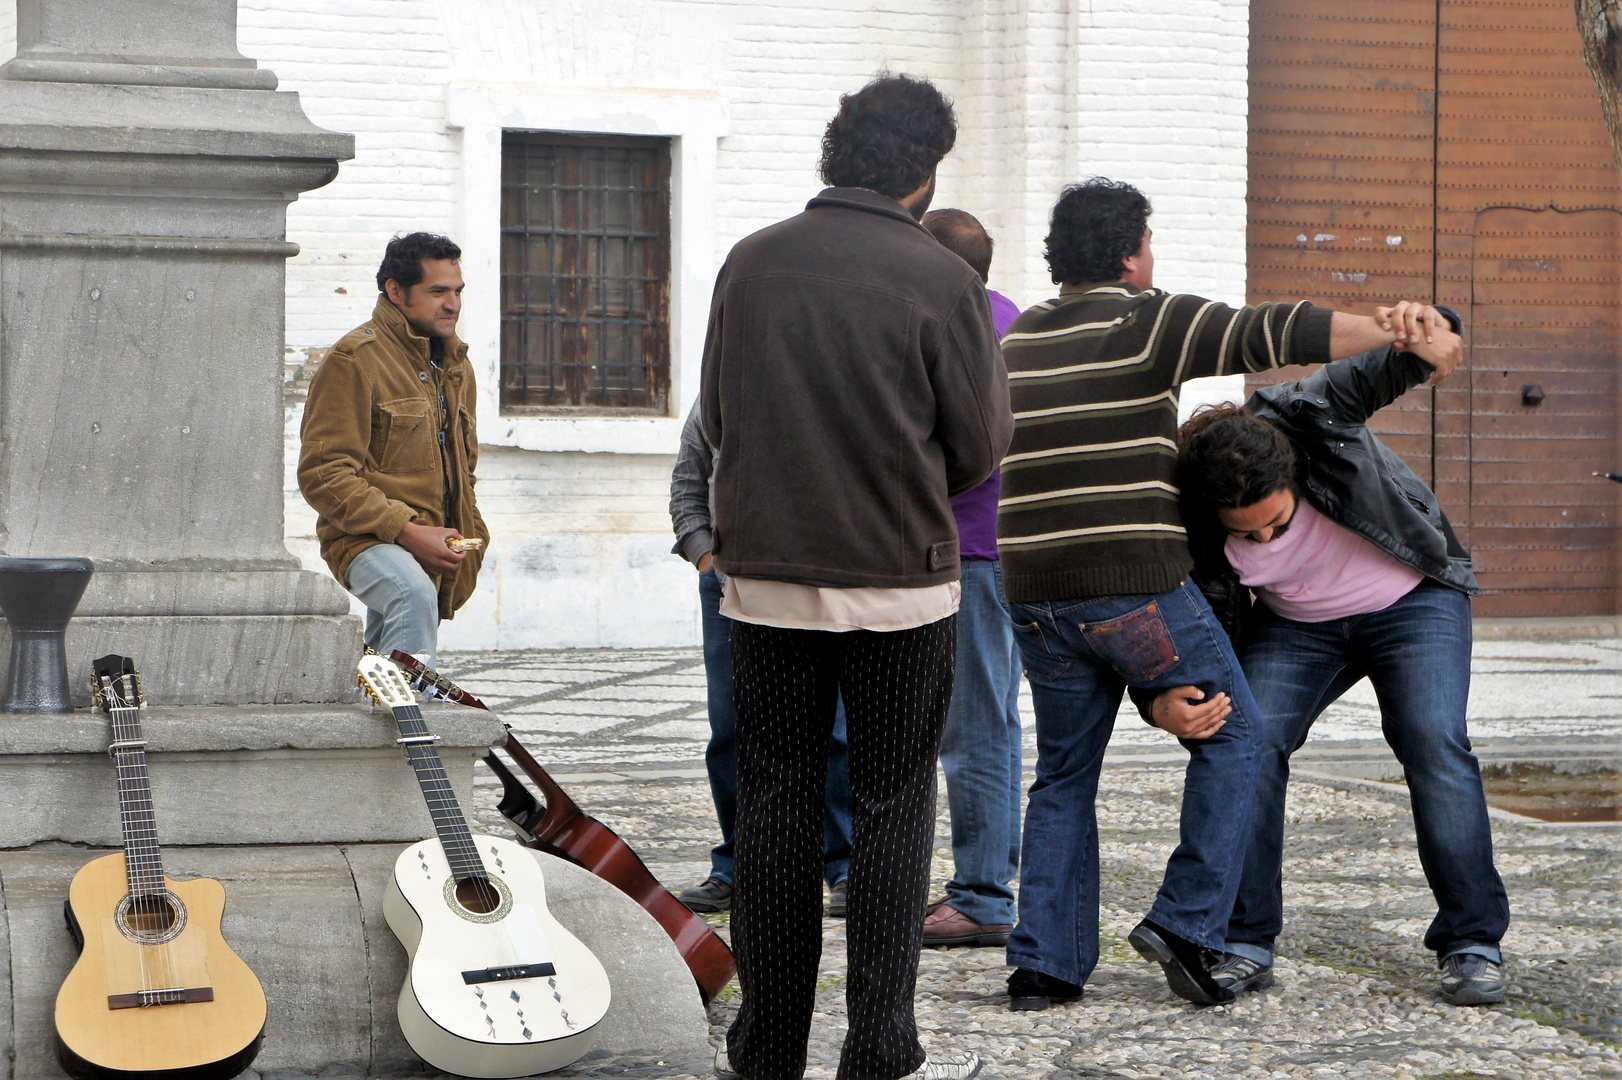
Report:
375,398,438,473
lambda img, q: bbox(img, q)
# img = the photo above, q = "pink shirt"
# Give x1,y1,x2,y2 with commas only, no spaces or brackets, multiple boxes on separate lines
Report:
1225,498,1424,622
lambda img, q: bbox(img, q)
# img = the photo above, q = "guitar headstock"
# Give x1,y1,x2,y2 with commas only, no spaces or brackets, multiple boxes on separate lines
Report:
389,650,490,711
356,653,416,711
90,655,143,713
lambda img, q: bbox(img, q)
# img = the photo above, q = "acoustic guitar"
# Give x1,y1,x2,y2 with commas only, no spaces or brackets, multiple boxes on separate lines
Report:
54,655,267,1080
389,651,737,1004
356,655,610,1077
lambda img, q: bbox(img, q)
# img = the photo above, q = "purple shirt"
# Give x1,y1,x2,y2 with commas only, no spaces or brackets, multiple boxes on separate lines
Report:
950,288,1021,561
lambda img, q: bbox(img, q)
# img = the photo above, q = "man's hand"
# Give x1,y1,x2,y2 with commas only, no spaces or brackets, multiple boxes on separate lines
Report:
397,521,467,575
1150,686,1231,740
1375,302,1462,382
697,552,714,574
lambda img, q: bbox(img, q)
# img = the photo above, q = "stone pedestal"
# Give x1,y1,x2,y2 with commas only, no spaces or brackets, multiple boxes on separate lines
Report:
0,4,716,1073
0,0,359,705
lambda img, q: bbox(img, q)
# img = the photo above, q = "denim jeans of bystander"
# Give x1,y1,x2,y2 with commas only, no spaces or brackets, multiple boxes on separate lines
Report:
938,559,1024,927
1005,580,1264,988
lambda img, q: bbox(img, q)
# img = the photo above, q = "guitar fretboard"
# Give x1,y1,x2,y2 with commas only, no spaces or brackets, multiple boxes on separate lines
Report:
391,704,488,882
107,699,167,897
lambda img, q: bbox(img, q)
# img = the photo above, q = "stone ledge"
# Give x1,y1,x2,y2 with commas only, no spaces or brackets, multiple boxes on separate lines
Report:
0,703,508,847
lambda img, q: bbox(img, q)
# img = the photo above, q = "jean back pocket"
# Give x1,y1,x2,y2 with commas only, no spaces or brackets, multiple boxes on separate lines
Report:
1079,601,1181,683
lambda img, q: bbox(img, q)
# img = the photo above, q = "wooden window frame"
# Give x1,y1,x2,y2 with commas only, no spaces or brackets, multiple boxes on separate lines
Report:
499,132,672,416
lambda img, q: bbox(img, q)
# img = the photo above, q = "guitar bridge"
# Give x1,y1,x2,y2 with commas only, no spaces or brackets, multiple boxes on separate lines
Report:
461,963,555,984
107,986,214,1009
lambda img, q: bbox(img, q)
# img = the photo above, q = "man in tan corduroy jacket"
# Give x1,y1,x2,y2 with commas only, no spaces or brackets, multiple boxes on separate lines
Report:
298,232,489,665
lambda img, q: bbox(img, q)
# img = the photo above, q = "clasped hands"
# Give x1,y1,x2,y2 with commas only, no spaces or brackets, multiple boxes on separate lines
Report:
1375,301,1462,384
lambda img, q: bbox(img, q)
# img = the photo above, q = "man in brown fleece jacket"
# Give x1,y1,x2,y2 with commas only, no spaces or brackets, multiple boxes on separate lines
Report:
298,232,489,666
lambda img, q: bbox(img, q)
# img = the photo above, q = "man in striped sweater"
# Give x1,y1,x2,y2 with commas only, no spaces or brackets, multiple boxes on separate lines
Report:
998,178,1461,1010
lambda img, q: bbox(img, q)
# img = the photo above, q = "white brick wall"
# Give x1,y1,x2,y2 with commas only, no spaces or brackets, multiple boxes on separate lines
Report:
5,2,1257,648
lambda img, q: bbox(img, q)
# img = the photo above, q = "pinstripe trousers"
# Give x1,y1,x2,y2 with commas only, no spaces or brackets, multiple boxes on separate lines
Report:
726,616,956,1080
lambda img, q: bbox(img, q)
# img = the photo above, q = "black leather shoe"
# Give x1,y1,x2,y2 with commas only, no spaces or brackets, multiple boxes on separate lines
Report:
679,876,733,913
1007,967,1083,1011
1128,919,1235,1006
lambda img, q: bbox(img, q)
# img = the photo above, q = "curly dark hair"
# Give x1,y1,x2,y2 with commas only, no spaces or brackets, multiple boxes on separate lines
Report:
819,74,957,199
376,232,462,294
1176,403,1300,510
923,208,994,282
1044,178,1152,285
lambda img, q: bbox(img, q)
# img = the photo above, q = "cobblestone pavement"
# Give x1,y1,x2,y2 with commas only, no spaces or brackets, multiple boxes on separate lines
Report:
439,636,1621,1080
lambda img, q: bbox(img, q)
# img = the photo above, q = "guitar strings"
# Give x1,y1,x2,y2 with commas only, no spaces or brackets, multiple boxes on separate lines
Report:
111,673,179,1003
377,664,502,914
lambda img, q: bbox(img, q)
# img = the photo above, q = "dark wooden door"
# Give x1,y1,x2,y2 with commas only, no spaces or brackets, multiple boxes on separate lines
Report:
1247,0,1622,616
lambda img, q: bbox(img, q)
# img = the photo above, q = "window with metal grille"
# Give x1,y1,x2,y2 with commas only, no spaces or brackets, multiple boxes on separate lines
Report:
500,132,672,413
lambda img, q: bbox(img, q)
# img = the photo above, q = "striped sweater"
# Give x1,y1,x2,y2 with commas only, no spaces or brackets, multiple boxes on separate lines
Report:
997,281,1334,603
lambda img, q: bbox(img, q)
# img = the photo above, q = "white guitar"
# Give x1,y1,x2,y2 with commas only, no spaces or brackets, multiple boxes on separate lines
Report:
356,656,611,1077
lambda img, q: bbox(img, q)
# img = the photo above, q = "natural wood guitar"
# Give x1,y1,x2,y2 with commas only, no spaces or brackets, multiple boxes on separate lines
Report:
357,655,611,1077
54,655,267,1080
389,651,737,1005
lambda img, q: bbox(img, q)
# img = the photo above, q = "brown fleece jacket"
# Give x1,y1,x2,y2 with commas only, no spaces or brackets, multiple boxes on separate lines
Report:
298,297,489,620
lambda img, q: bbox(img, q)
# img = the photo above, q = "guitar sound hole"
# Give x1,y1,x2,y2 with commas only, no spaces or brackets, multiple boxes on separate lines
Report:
123,895,179,939
455,877,502,915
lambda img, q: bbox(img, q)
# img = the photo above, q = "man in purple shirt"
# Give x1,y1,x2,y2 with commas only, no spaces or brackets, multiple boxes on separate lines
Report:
921,209,1025,946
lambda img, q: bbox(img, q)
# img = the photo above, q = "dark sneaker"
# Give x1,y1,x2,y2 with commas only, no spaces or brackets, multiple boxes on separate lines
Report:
827,878,848,919
679,876,733,913
1007,967,1084,1011
1210,953,1275,995
903,1050,983,1080
1440,953,1507,1005
1128,919,1235,1006
923,900,1012,947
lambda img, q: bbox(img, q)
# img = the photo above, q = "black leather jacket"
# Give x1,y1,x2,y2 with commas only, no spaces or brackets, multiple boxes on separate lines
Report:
1186,336,1479,643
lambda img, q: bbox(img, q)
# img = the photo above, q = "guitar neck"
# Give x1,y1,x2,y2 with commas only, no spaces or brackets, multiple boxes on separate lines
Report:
391,703,488,882
108,704,166,896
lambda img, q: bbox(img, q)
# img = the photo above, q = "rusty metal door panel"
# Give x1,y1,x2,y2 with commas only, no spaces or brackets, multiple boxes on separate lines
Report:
1465,206,1620,616
1246,0,1438,472
1249,0,1621,615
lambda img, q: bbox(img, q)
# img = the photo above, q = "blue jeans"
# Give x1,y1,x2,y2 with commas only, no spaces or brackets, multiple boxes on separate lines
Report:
1006,581,1263,987
1226,582,1509,966
699,569,852,886
939,559,1023,925
346,542,440,666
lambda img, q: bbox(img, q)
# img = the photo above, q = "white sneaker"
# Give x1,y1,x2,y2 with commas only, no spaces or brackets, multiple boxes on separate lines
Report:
905,1050,983,1080
714,1045,741,1080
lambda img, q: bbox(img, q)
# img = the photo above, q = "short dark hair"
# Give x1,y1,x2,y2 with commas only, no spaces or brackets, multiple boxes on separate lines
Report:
1176,404,1300,511
819,74,957,199
1044,178,1152,285
923,209,994,282
376,232,462,293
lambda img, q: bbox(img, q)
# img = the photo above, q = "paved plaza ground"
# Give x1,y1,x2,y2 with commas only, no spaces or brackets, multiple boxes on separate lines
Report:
441,634,1621,1080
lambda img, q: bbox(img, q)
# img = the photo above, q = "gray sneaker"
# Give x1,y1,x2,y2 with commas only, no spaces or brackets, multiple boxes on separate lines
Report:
1440,953,1507,1005
714,1045,741,1080
904,1051,983,1080
1210,953,1275,995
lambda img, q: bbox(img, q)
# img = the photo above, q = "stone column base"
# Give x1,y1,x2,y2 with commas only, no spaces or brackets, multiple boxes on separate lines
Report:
2,614,365,707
